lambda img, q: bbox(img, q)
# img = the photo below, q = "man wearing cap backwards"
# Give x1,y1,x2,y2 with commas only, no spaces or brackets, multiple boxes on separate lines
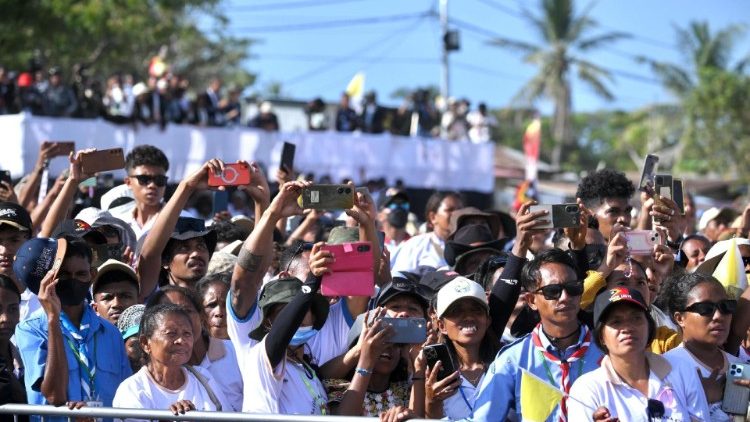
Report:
91,259,139,325
14,237,131,417
137,158,251,300
473,249,603,422
0,202,36,319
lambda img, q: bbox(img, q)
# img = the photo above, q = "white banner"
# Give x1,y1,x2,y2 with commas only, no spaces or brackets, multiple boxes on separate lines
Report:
0,113,495,192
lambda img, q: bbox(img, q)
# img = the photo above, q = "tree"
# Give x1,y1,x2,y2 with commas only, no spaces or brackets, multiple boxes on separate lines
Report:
641,21,749,98
488,0,628,170
0,0,254,89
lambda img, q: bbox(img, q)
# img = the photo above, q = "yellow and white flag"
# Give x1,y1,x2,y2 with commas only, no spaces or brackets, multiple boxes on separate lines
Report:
520,368,563,422
345,72,365,112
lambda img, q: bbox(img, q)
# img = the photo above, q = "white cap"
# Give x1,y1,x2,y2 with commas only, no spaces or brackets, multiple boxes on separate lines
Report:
436,276,488,318
132,82,148,97
698,207,721,231
100,184,134,211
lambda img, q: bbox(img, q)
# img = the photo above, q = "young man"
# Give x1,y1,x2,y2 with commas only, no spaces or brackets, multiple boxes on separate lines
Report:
473,249,603,421
109,145,170,240
0,202,35,319
91,259,139,325
14,237,131,418
576,168,636,241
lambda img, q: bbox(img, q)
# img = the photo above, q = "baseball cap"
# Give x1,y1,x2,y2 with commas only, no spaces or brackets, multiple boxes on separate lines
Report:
52,219,107,244
593,287,651,327
419,269,460,292
100,184,134,211
375,277,433,311
0,202,32,232
93,259,139,294
436,277,488,318
117,304,146,340
248,277,329,341
13,237,67,294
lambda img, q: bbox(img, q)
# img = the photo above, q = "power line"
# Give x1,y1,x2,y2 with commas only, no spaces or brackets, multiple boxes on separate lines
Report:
227,0,365,12
259,53,438,64
232,11,431,33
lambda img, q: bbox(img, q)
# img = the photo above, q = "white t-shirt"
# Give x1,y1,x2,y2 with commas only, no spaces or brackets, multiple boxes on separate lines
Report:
651,305,678,332
390,232,446,273
19,288,41,322
112,365,230,421
568,352,710,422
197,337,244,411
226,290,354,411
242,338,328,415
665,344,740,422
443,374,484,420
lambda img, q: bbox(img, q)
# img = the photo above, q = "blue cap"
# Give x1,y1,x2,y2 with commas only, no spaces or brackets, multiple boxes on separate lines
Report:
13,237,64,294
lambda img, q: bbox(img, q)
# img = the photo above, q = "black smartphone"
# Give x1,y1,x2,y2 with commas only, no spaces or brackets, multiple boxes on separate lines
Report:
654,174,673,200
0,170,11,186
424,343,457,381
673,179,685,215
528,204,580,229
280,142,296,174
212,190,229,214
639,154,659,194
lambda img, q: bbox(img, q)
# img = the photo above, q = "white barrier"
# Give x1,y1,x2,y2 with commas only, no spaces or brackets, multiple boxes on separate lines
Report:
0,113,495,192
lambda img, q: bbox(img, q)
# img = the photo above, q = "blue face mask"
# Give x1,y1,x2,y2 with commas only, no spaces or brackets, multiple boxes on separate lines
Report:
289,326,318,347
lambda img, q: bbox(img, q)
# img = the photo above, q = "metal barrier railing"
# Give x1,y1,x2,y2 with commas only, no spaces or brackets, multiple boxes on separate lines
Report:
0,404,437,421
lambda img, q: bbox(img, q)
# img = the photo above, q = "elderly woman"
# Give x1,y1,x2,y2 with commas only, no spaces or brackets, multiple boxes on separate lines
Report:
112,304,229,419
568,288,710,421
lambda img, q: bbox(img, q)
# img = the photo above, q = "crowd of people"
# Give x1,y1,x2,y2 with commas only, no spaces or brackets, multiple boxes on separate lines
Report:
1,141,750,422
0,64,496,142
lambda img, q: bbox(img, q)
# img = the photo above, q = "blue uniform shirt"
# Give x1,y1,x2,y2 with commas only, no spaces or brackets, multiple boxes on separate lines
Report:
472,325,604,422
15,306,132,421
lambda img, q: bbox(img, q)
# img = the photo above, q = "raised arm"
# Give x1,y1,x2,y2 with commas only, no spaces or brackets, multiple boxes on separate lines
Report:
343,188,381,318
38,270,69,405
137,159,225,301
38,149,95,238
17,141,56,210
230,180,308,319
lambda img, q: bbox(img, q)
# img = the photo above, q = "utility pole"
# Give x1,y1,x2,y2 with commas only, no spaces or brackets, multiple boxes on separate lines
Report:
439,0,449,102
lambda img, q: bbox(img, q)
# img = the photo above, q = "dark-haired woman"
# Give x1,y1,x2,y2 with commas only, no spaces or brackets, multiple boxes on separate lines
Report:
0,275,25,406
664,272,741,421
412,277,499,420
568,288,709,421
112,304,229,420
148,285,243,411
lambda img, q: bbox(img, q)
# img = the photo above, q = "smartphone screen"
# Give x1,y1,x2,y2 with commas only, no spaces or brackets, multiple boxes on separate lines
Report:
639,154,659,194
280,142,296,173
673,179,685,215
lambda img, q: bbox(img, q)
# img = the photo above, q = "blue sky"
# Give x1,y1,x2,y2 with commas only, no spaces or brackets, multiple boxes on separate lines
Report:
219,0,750,112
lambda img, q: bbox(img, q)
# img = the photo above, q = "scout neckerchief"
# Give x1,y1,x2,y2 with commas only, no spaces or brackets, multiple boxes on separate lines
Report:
60,308,97,401
531,323,590,422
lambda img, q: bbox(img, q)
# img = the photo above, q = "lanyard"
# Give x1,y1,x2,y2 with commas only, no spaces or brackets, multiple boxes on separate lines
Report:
294,360,328,415
458,385,473,414
537,349,584,386
64,335,97,399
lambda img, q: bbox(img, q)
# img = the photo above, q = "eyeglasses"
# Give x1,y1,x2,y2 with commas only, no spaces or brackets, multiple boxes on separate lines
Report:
130,174,168,187
682,299,737,317
534,281,584,300
285,241,313,273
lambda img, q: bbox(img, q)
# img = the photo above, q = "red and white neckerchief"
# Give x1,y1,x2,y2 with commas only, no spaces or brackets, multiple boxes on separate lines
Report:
530,323,591,422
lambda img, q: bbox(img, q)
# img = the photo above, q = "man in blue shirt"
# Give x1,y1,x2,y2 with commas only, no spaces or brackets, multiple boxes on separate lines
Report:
14,236,131,420
473,249,603,421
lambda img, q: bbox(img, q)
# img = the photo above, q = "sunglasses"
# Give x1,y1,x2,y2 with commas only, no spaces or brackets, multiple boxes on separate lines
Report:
742,256,750,267
534,281,584,301
683,299,737,317
388,202,410,211
130,174,168,187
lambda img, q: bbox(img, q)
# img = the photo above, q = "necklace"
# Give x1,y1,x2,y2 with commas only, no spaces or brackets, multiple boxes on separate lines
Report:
542,325,580,345
460,364,485,385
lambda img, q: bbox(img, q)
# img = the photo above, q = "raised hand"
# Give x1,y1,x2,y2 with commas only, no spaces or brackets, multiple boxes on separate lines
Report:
240,161,271,208
513,200,550,257
184,158,225,190
268,180,310,219
309,241,334,278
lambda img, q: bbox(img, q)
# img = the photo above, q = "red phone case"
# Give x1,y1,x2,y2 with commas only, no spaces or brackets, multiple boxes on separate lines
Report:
207,163,251,187
321,241,374,297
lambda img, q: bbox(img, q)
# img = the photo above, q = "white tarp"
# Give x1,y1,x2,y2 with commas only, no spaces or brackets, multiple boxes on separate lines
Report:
0,113,494,192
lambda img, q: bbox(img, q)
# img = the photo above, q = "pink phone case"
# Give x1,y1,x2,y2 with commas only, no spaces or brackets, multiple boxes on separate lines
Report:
321,241,374,297
624,230,660,255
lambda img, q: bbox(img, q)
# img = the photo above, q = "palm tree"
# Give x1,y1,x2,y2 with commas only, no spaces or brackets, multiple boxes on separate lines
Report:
641,21,748,97
488,0,628,169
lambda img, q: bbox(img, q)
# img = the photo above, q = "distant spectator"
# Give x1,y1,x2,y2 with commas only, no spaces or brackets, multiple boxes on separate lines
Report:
441,98,469,141
102,75,133,122
358,91,385,134
17,72,44,114
0,67,17,114
335,93,358,132
306,98,328,131
201,78,224,126
42,67,77,117
221,87,243,126
467,102,497,143
248,101,279,131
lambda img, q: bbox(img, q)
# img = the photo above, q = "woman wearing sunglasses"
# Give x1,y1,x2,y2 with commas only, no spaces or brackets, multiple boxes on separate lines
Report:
663,272,740,421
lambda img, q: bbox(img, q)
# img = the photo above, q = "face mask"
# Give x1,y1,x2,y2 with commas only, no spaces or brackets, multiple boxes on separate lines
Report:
289,326,318,347
55,278,91,306
387,208,409,229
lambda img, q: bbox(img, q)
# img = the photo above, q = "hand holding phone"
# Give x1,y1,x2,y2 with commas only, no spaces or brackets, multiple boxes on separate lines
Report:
623,230,660,255
638,154,659,194
320,241,374,297
528,204,580,229
723,363,750,415
299,184,355,210
424,343,457,381
207,162,251,187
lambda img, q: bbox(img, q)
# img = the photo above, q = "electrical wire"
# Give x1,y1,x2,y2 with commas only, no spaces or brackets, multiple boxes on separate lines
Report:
232,11,431,33
227,0,365,12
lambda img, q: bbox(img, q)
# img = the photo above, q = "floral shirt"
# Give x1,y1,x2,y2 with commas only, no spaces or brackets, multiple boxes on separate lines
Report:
325,379,410,416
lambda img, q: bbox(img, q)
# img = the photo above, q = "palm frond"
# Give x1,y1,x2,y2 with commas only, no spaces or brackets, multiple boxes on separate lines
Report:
577,31,631,50
487,36,541,55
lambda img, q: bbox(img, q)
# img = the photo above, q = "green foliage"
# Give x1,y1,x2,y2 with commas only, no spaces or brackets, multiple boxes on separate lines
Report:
0,0,254,88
